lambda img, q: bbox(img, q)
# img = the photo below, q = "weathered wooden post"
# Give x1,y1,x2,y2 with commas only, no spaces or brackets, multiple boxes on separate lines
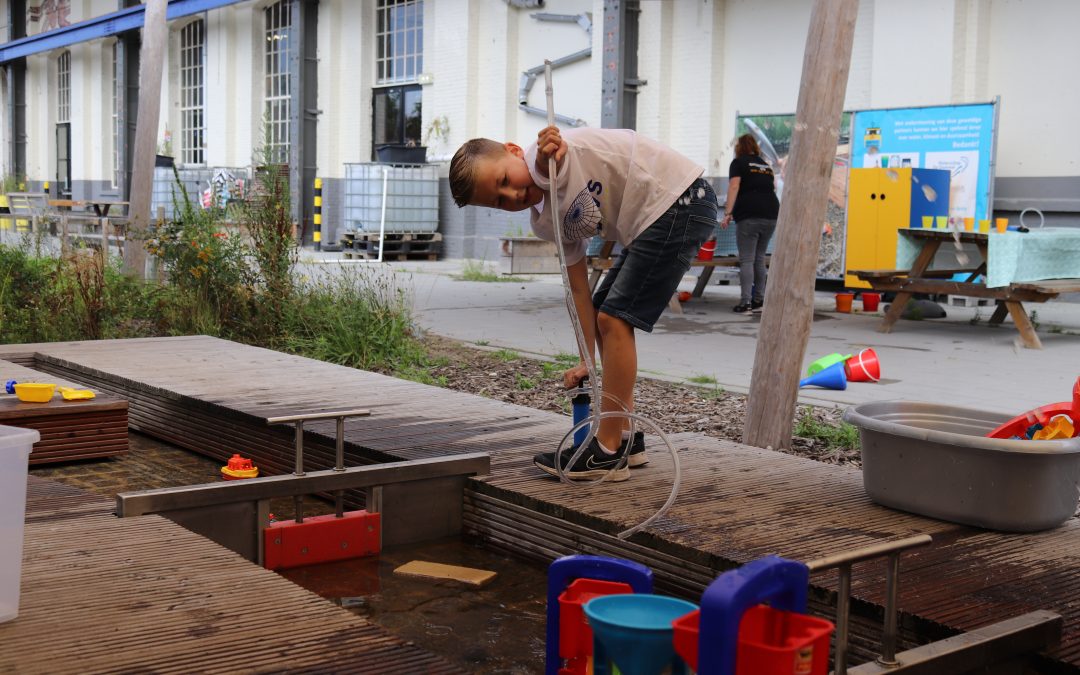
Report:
743,0,859,450
122,0,167,278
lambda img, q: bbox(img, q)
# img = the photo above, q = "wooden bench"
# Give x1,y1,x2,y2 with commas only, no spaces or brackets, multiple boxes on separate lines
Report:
853,269,1080,349
1,192,49,233
2,192,127,255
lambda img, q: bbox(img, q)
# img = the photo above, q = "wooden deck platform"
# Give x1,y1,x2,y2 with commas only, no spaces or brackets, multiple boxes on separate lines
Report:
0,359,128,464
1,476,460,673
2,335,1078,672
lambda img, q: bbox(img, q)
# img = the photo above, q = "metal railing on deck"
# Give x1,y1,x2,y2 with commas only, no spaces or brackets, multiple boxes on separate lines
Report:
117,406,490,565
266,407,372,522
806,534,932,674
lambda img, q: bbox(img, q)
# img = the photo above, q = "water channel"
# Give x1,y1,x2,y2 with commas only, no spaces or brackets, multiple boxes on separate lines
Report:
31,431,550,673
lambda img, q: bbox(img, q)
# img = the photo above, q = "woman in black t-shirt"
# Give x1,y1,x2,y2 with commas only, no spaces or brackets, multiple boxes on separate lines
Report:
721,134,780,315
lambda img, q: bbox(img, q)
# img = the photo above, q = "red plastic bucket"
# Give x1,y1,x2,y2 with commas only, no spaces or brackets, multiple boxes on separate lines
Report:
697,239,717,261
844,348,880,383
862,292,880,312
673,605,834,674
557,578,634,659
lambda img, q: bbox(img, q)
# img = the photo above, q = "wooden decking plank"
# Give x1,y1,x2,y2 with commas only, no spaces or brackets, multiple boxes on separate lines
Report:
14,336,1080,671
3,476,461,674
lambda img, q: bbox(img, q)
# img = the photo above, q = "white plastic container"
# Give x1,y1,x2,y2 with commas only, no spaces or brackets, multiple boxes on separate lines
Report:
0,425,40,623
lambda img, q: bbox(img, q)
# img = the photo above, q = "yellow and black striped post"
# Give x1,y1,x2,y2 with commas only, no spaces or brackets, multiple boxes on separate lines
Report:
313,177,322,251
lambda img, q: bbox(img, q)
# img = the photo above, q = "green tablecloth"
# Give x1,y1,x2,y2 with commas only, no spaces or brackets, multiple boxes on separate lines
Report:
896,228,1080,288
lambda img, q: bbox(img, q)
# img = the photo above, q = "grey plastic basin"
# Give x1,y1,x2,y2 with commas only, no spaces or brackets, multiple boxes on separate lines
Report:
843,401,1080,532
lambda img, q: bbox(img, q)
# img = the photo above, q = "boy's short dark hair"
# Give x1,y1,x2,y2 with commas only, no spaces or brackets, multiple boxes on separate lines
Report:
449,138,506,207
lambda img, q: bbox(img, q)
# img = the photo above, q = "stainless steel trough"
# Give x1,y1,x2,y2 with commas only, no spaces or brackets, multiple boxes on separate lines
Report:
843,401,1080,532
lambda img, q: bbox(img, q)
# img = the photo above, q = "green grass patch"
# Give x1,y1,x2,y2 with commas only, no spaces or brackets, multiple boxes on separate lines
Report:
687,374,717,385
793,410,860,452
457,259,526,283
492,349,520,362
540,361,562,379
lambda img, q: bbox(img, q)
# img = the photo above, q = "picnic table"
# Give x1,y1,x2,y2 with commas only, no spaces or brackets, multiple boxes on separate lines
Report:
586,239,769,298
47,198,86,211
852,227,1080,349
86,198,129,217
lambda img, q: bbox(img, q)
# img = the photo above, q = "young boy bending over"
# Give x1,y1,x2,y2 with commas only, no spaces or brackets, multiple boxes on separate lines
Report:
449,126,718,481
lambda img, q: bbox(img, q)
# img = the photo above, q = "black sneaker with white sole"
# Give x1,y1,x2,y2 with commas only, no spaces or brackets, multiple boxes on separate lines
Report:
751,299,764,313
733,303,753,315
533,438,630,481
624,431,648,467
561,432,648,467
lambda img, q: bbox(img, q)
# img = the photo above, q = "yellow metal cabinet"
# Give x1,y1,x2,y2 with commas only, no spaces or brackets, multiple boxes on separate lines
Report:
844,168,950,288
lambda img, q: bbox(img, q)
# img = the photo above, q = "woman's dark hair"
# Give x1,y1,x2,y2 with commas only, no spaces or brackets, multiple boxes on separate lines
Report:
734,133,761,158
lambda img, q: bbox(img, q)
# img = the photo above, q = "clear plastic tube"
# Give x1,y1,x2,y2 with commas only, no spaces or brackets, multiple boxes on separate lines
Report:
542,61,681,540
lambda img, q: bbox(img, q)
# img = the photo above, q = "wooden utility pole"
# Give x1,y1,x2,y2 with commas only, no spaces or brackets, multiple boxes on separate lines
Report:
743,0,859,450
122,0,168,278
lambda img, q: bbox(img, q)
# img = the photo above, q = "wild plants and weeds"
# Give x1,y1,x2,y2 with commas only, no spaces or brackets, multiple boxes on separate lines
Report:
457,259,525,282
0,152,431,379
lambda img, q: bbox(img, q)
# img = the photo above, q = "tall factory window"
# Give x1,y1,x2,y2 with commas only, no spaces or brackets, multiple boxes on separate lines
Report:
111,42,120,188
264,1,292,164
180,20,206,166
373,0,423,155
56,50,71,197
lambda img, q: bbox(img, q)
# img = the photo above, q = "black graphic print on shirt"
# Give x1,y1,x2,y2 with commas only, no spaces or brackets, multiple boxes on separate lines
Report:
563,187,603,240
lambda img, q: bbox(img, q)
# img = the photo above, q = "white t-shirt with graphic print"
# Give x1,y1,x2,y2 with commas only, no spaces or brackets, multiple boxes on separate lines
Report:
525,127,703,265
527,127,704,264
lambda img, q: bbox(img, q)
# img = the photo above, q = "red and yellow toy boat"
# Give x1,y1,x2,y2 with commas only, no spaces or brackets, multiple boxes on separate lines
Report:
221,454,259,480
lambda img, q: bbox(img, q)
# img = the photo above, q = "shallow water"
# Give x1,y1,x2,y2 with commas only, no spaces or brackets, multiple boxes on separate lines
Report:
281,537,549,674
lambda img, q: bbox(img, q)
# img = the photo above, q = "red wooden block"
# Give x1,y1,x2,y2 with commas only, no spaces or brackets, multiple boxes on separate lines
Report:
264,510,380,570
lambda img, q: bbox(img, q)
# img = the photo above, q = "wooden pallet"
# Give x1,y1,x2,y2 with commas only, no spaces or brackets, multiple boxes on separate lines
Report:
344,231,442,243
341,231,442,260
343,249,440,261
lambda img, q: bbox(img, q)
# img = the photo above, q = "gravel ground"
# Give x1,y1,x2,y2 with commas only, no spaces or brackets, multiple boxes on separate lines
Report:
421,335,862,467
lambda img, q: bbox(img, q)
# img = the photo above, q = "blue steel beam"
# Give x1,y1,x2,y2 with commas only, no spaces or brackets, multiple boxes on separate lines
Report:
0,0,247,64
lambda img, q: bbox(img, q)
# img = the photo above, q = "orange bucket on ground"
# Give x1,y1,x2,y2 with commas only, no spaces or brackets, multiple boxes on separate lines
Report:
835,293,854,313
697,239,717,261
862,292,880,312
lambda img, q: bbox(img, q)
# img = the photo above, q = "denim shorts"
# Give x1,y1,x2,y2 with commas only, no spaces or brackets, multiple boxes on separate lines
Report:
593,178,718,332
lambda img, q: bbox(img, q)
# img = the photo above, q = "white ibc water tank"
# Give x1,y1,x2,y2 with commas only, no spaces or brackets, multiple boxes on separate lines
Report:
343,163,439,234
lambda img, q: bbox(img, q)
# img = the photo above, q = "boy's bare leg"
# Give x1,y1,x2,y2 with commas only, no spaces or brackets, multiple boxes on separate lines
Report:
597,313,635,452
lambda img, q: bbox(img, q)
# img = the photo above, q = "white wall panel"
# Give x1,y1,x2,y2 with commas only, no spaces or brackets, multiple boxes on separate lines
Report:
987,0,1080,178
4,0,1079,196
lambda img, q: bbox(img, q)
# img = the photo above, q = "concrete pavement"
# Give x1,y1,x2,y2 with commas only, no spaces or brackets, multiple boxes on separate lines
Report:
300,254,1080,417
